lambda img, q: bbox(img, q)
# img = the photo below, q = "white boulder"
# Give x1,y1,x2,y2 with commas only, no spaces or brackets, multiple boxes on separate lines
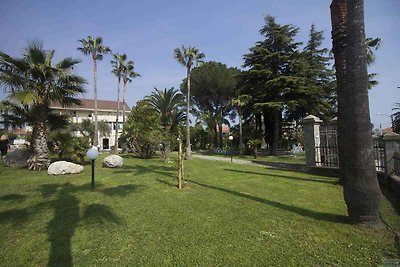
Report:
48,161,84,175
102,155,123,168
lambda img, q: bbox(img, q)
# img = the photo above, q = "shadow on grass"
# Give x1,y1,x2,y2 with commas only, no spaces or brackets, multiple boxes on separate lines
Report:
191,180,347,224
157,178,177,188
113,164,176,179
102,184,145,197
0,194,26,202
224,168,338,185
0,182,139,267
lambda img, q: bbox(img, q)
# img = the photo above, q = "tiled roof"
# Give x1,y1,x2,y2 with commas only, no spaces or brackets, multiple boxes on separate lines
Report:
51,98,130,111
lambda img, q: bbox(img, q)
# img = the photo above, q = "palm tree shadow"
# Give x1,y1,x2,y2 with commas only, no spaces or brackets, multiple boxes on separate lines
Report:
191,180,347,224
224,168,338,185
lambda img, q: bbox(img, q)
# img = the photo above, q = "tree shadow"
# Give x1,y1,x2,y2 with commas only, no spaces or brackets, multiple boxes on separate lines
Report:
102,184,145,197
113,164,176,179
0,181,139,267
224,168,338,185
0,208,29,225
82,203,123,225
156,178,177,188
191,180,347,224
0,193,26,202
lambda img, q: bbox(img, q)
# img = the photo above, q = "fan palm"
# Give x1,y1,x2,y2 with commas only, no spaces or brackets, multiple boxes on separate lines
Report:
77,36,110,147
173,45,205,159
0,43,86,170
146,87,184,163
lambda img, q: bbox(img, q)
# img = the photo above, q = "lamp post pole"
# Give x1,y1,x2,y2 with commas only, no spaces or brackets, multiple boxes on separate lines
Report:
229,135,234,163
91,159,95,191
86,146,99,191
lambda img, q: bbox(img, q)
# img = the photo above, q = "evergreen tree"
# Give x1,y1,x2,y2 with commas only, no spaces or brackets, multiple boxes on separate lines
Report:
241,15,303,155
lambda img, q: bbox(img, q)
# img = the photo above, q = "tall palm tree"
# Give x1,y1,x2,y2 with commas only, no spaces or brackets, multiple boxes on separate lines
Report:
122,60,140,125
330,0,348,185
231,94,251,156
173,45,205,159
336,0,381,224
77,36,110,147
146,87,183,163
0,43,86,170
110,53,125,154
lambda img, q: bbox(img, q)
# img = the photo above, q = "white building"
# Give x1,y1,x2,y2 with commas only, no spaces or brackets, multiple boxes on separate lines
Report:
51,99,130,151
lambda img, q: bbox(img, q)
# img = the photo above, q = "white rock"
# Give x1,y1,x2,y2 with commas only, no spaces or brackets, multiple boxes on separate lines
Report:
102,155,123,168
48,161,84,175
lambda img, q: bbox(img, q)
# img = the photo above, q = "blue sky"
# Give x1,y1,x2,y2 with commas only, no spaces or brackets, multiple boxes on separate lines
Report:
0,0,399,128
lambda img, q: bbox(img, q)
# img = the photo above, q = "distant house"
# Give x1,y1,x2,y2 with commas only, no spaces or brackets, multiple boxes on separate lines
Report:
50,98,130,150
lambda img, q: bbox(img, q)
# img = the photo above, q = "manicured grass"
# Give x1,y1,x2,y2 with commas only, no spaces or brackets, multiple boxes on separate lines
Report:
0,154,398,266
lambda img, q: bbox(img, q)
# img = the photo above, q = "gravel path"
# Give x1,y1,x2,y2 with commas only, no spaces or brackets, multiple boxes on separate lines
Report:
192,154,265,167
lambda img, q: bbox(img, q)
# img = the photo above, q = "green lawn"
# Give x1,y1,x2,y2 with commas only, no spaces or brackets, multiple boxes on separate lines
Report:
0,154,398,266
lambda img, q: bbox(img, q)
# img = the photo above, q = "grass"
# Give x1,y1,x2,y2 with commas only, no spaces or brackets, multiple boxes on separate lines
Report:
0,154,399,266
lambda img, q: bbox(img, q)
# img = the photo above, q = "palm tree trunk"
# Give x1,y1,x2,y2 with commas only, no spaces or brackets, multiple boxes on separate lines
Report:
185,67,192,159
114,77,121,154
93,58,99,148
343,0,381,224
164,124,171,163
239,110,244,156
122,80,127,152
331,0,348,185
218,109,223,148
28,109,50,171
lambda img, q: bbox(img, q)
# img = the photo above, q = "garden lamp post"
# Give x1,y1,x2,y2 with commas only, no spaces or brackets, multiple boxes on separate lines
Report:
228,134,234,163
86,146,99,191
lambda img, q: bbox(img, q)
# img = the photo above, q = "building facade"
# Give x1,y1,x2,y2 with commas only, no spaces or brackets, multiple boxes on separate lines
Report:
51,99,130,151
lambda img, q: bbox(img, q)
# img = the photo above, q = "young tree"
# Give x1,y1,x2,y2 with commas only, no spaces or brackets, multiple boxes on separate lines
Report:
0,43,86,170
146,87,184,163
173,45,205,159
121,101,163,159
77,36,110,147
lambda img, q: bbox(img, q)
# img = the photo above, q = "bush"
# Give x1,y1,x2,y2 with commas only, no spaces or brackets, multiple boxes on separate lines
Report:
48,130,90,164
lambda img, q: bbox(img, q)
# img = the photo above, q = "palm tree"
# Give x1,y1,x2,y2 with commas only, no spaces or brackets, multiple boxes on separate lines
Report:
330,0,348,185
121,60,140,125
0,43,86,170
77,36,110,147
231,94,251,156
110,53,125,154
173,45,205,159
146,87,183,163
338,0,381,224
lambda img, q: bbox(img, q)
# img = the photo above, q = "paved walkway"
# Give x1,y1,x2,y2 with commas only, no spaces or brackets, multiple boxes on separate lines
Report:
192,154,307,172
192,154,266,167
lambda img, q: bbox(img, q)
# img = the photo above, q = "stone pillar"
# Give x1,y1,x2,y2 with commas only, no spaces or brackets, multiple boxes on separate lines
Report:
303,115,323,169
383,133,400,176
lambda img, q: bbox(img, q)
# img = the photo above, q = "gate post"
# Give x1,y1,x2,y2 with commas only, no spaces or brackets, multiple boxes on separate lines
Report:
383,132,400,180
303,115,323,170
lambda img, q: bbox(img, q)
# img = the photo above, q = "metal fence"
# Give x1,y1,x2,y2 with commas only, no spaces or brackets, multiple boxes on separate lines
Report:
315,126,386,172
315,125,339,167
394,151,400,176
